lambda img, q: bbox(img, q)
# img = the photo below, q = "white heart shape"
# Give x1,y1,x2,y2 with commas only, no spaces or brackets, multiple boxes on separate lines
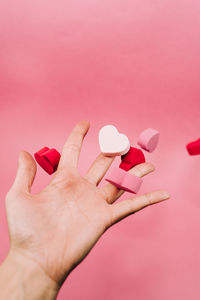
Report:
99,125,130,156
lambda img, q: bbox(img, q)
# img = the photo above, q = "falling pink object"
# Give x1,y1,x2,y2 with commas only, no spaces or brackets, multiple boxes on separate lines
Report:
99,125,130,157
34,147,61,175
186,138,200,155
105,166,142,193
138,128,160,152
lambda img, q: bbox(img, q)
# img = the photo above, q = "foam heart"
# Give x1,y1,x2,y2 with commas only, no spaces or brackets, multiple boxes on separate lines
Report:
105,166,143,193
34,147,61,175
99,125,130,156
137,128,160,152
119,146,145,171
186,138,200,155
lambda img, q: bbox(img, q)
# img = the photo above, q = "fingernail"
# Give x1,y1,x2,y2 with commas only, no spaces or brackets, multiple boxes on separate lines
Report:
161,191,170,200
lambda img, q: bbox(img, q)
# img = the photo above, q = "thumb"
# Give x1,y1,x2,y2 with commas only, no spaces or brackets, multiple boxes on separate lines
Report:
11,151,37,193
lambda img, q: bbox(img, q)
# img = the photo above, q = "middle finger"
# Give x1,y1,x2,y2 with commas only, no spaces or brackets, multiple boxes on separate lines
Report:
84,153,115,185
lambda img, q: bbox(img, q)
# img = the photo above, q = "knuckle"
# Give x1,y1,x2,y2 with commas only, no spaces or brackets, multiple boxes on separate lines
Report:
127,199,134,212
67,142,80,153
100,188,109,202
50,170,79,189
143,193,152,206
66,175,78,188
74,127,82,134
133,165,143,177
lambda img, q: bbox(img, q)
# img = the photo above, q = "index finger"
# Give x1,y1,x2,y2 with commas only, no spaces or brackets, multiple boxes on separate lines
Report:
57,120,90,172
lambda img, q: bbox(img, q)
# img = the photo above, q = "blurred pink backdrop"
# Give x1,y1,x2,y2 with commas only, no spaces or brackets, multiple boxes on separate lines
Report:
0,0,200,299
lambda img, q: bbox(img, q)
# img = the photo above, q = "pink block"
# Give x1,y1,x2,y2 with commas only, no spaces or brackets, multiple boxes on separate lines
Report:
122,171,143,193
105,166,143,194
105,166,125,183
137,128,160,152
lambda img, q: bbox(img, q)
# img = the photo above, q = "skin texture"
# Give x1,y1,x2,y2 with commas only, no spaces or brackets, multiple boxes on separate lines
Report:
0,120,170,299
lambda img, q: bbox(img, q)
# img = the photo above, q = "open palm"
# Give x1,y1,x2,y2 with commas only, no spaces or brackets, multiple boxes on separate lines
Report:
5,120,169,286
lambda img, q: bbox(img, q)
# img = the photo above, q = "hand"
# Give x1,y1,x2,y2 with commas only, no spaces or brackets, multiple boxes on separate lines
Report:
5,120,170,291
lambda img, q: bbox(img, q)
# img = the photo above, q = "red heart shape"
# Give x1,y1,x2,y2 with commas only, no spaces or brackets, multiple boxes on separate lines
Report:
119,146,145,171
34,147,61,174
186,138,200,155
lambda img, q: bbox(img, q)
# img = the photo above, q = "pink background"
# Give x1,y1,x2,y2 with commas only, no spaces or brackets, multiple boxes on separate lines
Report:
0,0,200,299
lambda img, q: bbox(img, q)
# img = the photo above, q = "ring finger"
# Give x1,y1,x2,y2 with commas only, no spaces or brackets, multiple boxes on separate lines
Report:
101,162,155,204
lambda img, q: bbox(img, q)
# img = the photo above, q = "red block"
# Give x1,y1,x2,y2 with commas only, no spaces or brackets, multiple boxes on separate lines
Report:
119,146,145,171
34,147,61,174
186,138,200,155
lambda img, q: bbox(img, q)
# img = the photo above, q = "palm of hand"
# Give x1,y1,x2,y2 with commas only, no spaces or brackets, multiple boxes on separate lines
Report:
5,121,169,285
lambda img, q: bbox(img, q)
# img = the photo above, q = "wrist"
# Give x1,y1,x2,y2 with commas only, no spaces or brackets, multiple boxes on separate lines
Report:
0,249,59,300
